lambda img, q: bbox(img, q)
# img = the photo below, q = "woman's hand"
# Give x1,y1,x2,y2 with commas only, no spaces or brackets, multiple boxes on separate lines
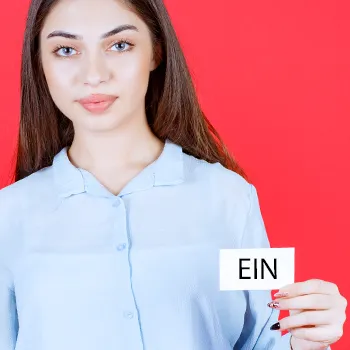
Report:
267,279,347,350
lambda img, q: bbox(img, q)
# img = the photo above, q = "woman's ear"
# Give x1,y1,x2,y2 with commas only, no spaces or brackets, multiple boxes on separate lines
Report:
150,42,162,71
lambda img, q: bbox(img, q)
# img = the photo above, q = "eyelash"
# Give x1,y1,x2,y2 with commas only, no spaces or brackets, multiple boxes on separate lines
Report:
52,39,135,58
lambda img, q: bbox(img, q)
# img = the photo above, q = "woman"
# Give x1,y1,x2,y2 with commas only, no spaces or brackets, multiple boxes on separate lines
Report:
0,0,347,349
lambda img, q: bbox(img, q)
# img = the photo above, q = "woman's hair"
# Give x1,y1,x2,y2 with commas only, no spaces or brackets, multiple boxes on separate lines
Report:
14,0,249,182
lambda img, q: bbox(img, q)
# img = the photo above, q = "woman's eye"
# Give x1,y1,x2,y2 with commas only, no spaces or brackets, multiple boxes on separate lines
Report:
110,41,132,52
55,47,77,57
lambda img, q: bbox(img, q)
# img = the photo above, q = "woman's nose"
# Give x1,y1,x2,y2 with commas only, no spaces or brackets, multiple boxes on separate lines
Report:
82,54,111,87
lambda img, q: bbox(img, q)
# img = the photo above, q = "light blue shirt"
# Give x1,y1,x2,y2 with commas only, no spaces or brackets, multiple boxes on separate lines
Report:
0,138,293,350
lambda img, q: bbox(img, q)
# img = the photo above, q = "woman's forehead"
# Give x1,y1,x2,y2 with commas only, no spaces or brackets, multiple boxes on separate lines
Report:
41,0,143,36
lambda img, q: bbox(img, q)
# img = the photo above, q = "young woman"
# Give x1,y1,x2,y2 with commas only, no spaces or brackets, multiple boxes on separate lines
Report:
0,0,347,349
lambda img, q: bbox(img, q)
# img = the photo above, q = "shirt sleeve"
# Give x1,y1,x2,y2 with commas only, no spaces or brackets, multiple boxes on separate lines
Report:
0,260,18,349
233,183,292,349
0,189,19,350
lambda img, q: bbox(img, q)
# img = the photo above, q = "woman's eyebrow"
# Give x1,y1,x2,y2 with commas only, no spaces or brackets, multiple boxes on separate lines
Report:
46,24,139,40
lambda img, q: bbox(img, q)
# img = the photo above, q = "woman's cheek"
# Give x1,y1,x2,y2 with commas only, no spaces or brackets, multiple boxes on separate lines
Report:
47,64,76,100
128,62,153,100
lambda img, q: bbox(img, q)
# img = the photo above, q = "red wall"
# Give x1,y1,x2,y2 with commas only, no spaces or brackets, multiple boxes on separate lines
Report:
0,1,349,348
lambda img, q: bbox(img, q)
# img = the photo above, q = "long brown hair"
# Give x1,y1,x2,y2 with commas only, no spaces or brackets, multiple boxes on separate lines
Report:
14,0,248,182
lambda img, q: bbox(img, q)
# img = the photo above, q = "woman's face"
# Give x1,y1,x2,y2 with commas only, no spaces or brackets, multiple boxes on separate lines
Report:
40,0,159,133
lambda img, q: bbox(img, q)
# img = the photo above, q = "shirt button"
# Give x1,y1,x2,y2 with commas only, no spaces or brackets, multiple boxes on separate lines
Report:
117,243,126,251
123,311,134,319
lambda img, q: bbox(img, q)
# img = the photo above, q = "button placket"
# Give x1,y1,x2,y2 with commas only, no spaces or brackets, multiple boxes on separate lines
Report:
112,197,127,252
112,197,139,332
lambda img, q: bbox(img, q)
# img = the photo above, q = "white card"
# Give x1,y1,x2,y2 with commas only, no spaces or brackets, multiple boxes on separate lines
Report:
219,248,295,290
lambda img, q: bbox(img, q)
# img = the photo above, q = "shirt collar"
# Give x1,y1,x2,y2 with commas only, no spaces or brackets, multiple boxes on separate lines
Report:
52,138,184,198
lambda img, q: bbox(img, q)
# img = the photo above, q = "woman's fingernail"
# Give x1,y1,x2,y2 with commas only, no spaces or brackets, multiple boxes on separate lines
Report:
270,322,280,330
267,301,280,309
274,291,289,298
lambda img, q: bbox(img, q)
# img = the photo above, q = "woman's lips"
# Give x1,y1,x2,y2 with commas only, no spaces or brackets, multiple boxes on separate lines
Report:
77,94,118,114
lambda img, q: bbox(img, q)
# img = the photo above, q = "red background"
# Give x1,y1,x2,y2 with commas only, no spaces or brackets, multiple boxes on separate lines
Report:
0,1,349,348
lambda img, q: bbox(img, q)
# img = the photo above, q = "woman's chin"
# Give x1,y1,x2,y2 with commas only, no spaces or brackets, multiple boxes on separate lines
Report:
76,114,126,133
